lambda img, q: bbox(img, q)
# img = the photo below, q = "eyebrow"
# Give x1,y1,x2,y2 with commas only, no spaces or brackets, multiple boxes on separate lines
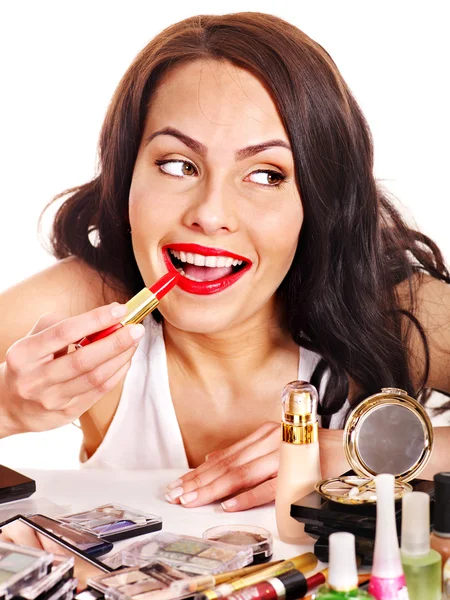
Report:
145,126,292,160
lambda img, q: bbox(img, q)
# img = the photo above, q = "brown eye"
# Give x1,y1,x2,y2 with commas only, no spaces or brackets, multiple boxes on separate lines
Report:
154,159,198,178
182,162,195,176
248,169,287,187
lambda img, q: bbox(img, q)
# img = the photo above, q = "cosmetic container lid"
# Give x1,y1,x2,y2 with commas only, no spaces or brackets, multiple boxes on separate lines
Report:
433,472,450,536
344,388,433,484
327,532,358,591
281,381,318,426
57,503,162,542
401,491,430,556
0,540,54,600
120,532,253,575
269,570,308,600
371,474,404,579
18,556,74,600
202,525,273,564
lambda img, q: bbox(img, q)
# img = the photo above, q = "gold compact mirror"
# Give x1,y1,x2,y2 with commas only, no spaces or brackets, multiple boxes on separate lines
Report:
315,388,434,504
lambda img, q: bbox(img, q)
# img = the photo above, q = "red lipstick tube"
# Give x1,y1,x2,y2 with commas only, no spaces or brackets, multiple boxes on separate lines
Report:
221,569,327,600
76,272,179,348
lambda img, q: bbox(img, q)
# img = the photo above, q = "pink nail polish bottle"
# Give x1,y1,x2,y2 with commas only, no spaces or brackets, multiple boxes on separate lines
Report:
368,474,409,599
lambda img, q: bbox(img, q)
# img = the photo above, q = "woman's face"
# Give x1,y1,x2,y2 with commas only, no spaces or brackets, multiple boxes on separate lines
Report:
129,59,303,334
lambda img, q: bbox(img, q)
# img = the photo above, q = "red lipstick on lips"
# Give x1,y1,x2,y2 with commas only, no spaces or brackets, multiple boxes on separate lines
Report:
76,272,179,347
163,243,251,295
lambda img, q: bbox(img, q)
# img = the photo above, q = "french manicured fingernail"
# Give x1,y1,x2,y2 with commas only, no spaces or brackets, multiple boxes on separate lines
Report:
165,487,183,501
166,479,182,491
111,303,127,318
180,491,198,504
130,324,145,340
221,498,237,511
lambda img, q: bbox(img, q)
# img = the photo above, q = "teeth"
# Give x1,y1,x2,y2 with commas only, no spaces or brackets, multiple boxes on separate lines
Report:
169,249,244,268
176,267,203,282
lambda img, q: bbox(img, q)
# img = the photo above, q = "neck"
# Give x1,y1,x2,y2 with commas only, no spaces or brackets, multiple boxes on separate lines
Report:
163,311,295,385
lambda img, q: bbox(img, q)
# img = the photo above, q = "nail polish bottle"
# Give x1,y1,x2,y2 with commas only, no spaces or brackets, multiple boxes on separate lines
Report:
314,532,374,598
368,474,409,600
430,472,450,563
443,557,450,600
275,381,321,544
400,491,441,599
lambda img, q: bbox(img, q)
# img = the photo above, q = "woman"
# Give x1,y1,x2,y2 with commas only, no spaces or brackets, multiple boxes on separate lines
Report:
0,12,449,512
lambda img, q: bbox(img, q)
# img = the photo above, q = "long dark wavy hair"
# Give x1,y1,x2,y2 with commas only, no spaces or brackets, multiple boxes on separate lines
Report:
42,12,450,426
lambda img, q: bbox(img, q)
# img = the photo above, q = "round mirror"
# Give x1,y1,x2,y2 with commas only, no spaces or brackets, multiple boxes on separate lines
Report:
344,388,433,482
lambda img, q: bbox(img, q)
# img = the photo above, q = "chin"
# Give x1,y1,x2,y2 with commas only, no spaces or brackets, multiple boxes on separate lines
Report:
160,306,244,335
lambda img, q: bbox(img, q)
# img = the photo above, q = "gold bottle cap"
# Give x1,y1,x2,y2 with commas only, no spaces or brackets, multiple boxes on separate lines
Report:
280,381,318,444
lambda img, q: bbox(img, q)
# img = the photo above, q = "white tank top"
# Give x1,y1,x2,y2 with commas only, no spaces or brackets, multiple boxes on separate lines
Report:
80,317,348,469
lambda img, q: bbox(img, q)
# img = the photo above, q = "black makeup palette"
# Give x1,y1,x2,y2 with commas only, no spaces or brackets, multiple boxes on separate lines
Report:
121,532,253,576
290,474,435,565
202,525,273,564
88,561,191,600
57,504,162,543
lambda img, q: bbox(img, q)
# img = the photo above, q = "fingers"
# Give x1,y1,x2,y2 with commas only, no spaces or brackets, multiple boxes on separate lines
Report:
14,303,128,362
173,422,279,488
45,345,137,408
166,426,280,503
221,477,278,511
167,451,279,509
60,360,133,419
41,322,144,389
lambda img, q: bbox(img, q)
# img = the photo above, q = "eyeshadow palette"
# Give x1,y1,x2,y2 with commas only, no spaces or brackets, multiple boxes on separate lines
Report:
121,532,253,576
57,505,162,542
18,556,74,600
42,577,77,600
88,562,189,600
0,541,53,600
202,525,273,564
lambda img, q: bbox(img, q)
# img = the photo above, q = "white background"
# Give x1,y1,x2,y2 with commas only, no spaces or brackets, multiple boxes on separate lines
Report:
0,0,449,470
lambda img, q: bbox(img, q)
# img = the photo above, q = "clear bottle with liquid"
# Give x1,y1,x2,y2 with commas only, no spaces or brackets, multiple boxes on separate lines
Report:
275,381,321,544
400,491,441,600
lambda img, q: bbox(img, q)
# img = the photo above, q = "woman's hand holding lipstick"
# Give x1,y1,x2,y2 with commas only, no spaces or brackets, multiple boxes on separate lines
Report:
0,303,145,437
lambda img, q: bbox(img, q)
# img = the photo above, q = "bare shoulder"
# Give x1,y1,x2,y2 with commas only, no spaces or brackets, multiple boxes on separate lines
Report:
0,257,122,358
397,273,450,392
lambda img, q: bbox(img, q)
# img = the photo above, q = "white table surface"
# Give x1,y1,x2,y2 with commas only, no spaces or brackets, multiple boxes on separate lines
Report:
0,468,321,565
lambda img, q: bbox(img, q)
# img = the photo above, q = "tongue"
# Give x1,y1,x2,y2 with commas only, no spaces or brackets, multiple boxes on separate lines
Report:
183,264,234,281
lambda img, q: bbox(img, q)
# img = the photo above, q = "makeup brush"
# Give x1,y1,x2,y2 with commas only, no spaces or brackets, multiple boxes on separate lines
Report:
76,272,179,347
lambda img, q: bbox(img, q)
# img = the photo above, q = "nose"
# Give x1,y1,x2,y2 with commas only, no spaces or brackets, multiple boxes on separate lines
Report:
182,176,239,236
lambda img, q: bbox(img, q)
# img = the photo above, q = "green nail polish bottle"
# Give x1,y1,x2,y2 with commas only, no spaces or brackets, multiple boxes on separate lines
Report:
314,532,374,599
400,491,441,600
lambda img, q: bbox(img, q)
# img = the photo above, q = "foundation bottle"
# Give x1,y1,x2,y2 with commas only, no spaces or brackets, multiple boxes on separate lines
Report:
430,472,450,563
275,381,321,544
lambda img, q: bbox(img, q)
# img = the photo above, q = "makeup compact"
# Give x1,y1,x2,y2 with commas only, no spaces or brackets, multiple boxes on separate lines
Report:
0,541,53,600
28,516,113,558
0,465,36,504
290,388,435,564
120,532,253,576
57,504,162,543
201,526,273,564
0,515,111,592
87,561,190,600
18,556,74,600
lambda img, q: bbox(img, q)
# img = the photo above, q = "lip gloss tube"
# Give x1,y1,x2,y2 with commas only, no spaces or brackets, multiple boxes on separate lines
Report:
76,272,179,348
220,569,327,600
